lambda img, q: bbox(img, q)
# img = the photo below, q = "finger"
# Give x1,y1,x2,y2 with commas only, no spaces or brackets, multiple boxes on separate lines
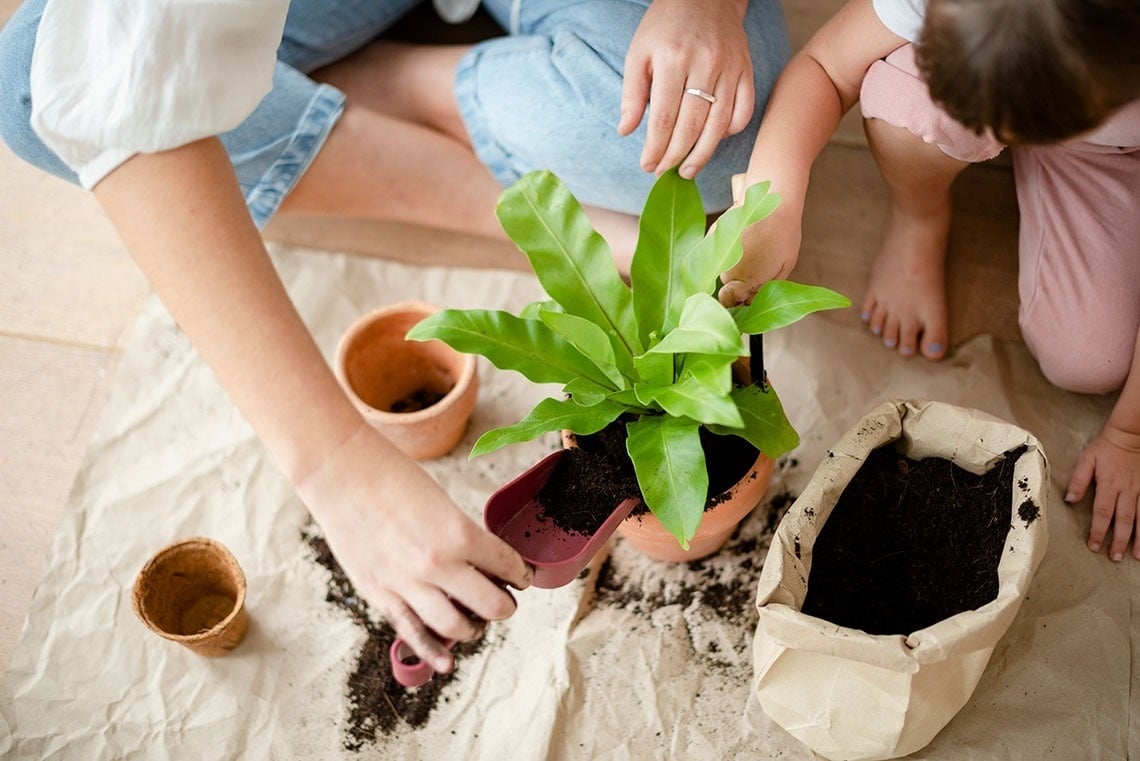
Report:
1065,452,1095,503
727,72,755,136
1087,482,1115,553
382,594,454,674
620,54,651,136
658,85,719,177
410,584,486,644
468,527,534,592
680,84,735,179
718,279,756,308
1108,492,1136,561
441,566,518,626
640,68,686,172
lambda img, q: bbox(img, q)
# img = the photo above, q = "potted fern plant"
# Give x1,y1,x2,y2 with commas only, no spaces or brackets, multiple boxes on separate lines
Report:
408,168,849,558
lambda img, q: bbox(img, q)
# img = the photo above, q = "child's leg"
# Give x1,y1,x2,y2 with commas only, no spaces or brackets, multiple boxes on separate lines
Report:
1012,141,1140,394
858,45,1004,360
861,118,964,359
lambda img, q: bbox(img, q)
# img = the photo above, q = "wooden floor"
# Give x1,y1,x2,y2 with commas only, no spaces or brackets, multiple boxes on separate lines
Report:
0,0,1019,674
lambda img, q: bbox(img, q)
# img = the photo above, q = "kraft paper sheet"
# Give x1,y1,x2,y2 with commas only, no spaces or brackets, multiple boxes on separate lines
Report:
0,245,1135,760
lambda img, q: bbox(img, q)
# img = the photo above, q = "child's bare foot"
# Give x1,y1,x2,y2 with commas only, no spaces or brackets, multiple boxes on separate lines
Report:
860,205,950,360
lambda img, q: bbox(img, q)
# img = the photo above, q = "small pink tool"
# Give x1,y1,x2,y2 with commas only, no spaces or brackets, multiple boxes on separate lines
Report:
390,449,639,687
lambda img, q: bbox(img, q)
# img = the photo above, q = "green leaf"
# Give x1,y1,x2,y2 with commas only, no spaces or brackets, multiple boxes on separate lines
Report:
626,416,708,548
562,377,610,406
496,170,641,355
707,383,799,459
628,168,707,346
647,294,746,357
471,397,625,457
407,309,615,388
539,309,629,388
520,299,560,320
676,353,735,402
633,351,674,387
731,280,851,333
634,374,743,428
671,182,780,320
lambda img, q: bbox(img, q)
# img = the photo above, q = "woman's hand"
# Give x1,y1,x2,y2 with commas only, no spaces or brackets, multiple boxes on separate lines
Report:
298,421,533,673
618,0,754,180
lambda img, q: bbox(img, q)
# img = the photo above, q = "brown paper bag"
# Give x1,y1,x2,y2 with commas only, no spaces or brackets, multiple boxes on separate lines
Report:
752,399,1049,760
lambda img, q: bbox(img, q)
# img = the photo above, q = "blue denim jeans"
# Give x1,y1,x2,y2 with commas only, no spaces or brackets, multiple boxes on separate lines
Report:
0,0,789,225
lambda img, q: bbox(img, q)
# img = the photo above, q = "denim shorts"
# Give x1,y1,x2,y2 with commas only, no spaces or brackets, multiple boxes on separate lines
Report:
0,0,790,226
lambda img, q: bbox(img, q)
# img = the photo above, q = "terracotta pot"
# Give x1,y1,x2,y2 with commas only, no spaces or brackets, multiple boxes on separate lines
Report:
335,301,478,460
618,449,774,562
561,429,775,563
131,537,249,657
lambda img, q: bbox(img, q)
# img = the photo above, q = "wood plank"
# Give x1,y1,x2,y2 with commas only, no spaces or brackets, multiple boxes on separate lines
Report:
0,337,121,673
0,154,148,351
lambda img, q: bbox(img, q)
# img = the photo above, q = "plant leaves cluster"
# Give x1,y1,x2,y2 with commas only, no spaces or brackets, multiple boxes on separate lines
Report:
408,169,849,546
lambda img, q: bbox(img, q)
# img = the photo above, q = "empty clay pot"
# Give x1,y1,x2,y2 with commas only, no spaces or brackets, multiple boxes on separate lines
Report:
131,537,249,657
335,301,479,460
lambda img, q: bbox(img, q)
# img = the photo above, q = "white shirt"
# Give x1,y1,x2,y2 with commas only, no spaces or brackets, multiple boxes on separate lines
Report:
871,0,926,42
29,0,480,189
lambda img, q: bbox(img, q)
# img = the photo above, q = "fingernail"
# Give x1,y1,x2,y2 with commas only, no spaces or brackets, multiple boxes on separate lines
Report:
871,325,882,336
642,160,657,173
1089,542,1101,552
1064,491,1076,503
884,338,897,348
1112,552,1123,562
927,343,943,354
860,311,870,322
680,165,696,179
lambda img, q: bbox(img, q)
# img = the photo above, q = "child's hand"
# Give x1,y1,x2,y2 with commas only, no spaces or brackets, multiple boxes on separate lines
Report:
1067,422,1140,561
718,176,802,306
296,422,533,672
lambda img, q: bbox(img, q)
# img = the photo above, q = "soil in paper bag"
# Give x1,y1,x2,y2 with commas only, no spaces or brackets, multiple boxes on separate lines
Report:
800,444,1033,635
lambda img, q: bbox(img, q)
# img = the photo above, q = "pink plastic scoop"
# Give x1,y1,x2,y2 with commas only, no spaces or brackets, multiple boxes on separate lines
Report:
390,448,639,687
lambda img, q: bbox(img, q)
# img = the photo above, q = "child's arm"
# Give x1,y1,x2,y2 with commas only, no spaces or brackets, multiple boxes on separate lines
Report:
93,137,533,672
1067,326,1140,561
721,0,904,302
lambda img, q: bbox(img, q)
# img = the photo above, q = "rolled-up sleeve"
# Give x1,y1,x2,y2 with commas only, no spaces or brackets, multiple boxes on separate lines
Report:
30,0,289,188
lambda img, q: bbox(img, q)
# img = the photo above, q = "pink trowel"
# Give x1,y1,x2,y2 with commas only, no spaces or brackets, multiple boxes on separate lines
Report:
390,448,639,688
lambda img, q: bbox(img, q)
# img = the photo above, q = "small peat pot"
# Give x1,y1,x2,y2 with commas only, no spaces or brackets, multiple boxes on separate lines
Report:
752,399,1049,761
131,537,249,657
336,301,478,460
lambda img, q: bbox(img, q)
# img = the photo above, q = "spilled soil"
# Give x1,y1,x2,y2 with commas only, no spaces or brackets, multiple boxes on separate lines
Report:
302,528,487,752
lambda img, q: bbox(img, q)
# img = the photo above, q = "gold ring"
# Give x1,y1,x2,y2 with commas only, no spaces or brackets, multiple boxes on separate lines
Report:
684,87,717,105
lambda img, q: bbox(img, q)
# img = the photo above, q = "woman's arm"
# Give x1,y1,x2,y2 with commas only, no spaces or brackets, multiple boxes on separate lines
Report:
721,0,904,302
1068,326,1140,561
93,137,532,671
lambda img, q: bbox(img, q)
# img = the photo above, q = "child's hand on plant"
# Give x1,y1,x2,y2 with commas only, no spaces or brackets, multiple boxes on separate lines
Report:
296,421,533,672
718,175,802,306
1067,420,1140,561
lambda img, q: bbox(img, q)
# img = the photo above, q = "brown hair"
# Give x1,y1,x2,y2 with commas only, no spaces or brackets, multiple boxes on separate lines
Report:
916,0,1140,144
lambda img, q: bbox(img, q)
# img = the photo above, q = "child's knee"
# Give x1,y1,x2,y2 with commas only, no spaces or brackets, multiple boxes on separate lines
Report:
1021,318,1130,394
860,45,1004,164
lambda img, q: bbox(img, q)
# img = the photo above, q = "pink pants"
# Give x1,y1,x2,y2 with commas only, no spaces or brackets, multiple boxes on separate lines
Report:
861,45,1140,394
